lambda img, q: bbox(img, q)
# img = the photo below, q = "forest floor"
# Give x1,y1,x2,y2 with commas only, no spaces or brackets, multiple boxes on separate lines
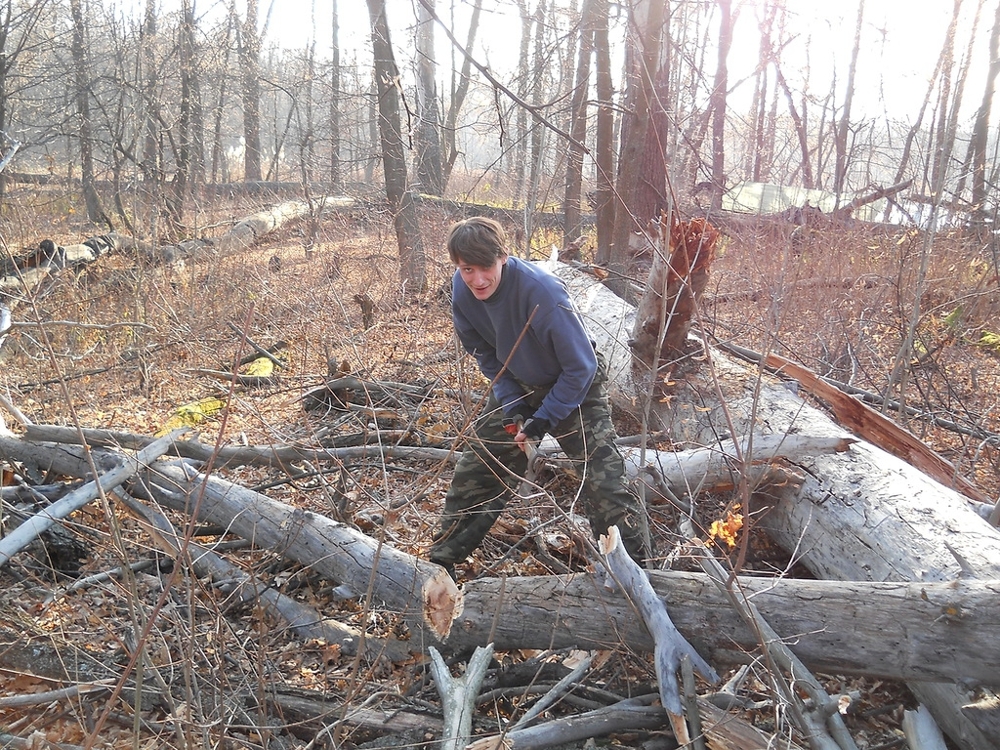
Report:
1,187,998,749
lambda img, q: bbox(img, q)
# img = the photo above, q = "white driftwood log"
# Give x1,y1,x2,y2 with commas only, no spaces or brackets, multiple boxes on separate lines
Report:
116,490,408,662
902,705,949,750
599,525,718,744
145,462,461,642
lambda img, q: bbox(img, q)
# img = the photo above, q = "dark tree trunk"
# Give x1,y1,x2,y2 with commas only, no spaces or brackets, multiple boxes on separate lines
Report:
330,0,341,186
607,0,665,298
708,0,732,214
833,0,864,196
442,0,482,191
965,0,1000,214
592,0,615,264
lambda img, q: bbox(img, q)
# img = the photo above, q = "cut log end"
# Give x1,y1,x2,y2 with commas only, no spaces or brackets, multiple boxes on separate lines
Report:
423,568,463,640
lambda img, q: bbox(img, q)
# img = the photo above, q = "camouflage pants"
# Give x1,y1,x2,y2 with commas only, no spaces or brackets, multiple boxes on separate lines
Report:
429,354,652,567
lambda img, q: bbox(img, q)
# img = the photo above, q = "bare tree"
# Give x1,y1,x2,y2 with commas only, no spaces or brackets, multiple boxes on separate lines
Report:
330,0,341,186
833,0,864,197
0,0,49,201
365,0,427,293
69,0,109,227
707,0,733,213
968,0,1000,216
604,0,666,298
415,0,443,196
237,0,263,182
563,0,597,244
592,0,615,260
441,0,482,191
173,0,205,221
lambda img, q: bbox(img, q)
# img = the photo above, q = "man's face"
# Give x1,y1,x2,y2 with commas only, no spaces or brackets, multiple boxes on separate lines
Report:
457,255,506,300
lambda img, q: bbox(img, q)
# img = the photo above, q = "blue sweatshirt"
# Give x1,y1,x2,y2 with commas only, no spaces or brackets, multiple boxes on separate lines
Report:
452,257,597,426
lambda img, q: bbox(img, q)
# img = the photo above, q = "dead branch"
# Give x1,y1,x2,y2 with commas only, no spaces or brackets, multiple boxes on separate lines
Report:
429,644,495,750
692,542,856,750
599,525,718,743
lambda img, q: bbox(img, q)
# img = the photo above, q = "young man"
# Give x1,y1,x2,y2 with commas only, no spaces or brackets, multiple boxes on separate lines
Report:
429,216,652,574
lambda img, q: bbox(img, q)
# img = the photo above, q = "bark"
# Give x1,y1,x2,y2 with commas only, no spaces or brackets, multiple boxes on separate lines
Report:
237,0,263,182
440,0,481,190
833,0,864,196
116,490,409,662
772,58,814,189
0,430,185,568
429,644,494,750
69,0,108,228
330,0,341,185
966,0,1000,212
605,0,666,297
600,526,718,743
592,0,615,263
0,235,122,317
629,217,719,389
144,461,460,641
708,0,732,214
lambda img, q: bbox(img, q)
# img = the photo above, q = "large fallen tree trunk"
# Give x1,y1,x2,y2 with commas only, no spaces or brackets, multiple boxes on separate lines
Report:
549,258,1000,750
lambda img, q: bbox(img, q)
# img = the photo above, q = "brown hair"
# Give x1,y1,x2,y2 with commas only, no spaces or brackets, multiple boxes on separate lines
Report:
446,217,507,266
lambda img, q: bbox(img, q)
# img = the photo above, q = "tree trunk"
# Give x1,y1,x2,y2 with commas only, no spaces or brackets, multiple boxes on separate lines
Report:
69,0,108,228
563,0,596,245
592,0,615,264
441,0,481,191
366,0,427,294
330,0,341,186
833,0,864,196
965,0,1000,214
606,0,666,298
708,0,732,214
415,0,444,196
238,0,263,182
544,258,1000,750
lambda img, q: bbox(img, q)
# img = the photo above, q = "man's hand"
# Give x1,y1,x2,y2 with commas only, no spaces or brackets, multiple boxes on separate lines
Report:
515,417,550,453
502,406,535,436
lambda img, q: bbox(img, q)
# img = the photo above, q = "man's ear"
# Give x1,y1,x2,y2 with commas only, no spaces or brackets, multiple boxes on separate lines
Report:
499,253,509,265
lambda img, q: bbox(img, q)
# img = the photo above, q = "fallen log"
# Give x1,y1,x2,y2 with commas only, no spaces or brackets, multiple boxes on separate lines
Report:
20,423,456,469
446,573,1000,686
143,462,460,642
115,489,409,663
599,525,718,742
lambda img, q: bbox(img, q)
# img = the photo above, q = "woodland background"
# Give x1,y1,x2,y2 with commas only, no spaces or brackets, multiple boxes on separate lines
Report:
1,0,1000,749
